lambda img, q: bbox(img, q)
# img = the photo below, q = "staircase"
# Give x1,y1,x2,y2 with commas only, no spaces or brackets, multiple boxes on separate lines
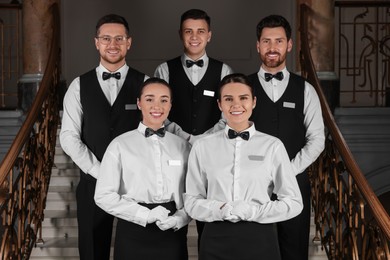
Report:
0,110,24,163
334,107,390,195
30,126,328,260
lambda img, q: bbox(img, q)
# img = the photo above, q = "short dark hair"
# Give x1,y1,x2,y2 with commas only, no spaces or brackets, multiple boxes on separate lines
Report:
95,14,130,37
180,9,211,31
256,15,292,41
138,77,172,99
218,73,254,100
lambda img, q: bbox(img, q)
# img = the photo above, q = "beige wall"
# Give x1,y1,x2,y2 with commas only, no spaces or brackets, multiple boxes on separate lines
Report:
61,0,296,84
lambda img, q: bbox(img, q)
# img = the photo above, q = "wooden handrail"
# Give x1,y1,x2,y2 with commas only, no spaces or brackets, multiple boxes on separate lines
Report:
0,5,59,183
300,3,390,259
0,2,60,259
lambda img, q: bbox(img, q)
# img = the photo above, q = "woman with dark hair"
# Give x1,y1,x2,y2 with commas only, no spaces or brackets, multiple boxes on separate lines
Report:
95,77,190,260
184,73,303,260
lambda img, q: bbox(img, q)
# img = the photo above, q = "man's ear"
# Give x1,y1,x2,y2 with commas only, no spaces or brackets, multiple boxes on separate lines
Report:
287,39,293,53
207,30,212,43
137,98,141,110
217,99,222,111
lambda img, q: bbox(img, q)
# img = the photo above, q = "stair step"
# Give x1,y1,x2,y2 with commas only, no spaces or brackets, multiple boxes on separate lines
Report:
45,200,77,211
42,210,77,228
49,175,79,187
31,236,199,258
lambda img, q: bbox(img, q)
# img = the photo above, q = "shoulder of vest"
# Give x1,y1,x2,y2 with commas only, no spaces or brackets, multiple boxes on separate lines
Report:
208,57,223,65
80,68,97,81
126,66,145,78
289,72,305,82
247,73,260,85
247,72,258,78
167,56,181,65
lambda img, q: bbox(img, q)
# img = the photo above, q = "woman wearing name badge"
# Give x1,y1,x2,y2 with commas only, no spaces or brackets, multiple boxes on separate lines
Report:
184,73,303,260
95,77,191,260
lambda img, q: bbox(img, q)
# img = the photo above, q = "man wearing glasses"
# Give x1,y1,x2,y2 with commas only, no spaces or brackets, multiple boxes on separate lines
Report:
60,14,148,260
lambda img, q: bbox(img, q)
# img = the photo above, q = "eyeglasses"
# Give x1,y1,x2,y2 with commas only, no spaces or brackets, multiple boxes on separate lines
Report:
96,35,129,45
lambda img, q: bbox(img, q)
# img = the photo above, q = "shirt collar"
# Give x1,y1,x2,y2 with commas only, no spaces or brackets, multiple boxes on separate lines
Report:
224,122,256,140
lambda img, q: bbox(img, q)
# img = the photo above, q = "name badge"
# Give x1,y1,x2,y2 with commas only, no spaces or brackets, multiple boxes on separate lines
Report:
248,155,264,161
283,102,295,109
203,90,215,97
125,104,137,110
168,160,182,166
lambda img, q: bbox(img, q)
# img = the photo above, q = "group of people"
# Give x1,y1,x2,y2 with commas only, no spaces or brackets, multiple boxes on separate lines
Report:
60,8,324,260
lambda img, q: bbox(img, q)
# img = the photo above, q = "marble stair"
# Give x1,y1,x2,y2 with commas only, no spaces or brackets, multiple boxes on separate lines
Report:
0,110,24,163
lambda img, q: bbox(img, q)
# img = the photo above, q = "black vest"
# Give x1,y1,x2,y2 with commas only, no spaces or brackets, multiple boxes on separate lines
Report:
167,57,223,135
80,67,145,161
248,73,306,160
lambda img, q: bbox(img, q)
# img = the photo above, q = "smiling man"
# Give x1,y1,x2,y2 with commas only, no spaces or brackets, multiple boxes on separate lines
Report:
248,14,325,260
60,14,148,260
154,9,233,136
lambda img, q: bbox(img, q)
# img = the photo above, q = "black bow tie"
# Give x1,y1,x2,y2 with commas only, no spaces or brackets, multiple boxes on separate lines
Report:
145,127,165,138
264,72,283,82
186,59,204,68
228,129,250,141
102,72,121,80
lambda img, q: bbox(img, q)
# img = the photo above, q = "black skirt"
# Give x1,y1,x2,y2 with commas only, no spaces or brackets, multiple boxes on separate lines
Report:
114,201,188,260
199,221,281,260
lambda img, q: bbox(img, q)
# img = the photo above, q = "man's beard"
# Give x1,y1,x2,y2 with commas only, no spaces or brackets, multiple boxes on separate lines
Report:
261,52,286,68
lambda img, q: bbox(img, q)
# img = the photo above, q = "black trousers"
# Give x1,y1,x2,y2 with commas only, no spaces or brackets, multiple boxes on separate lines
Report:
277,171,311,260
76,171,114,260
200,221,281,260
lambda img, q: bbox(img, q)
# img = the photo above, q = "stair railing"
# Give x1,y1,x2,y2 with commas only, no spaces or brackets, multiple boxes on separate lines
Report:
300,3,390,259
0,2,60,259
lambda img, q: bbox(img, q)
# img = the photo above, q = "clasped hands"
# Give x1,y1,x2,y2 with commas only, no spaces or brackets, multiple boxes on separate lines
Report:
218,201,255,222
146,205,177,231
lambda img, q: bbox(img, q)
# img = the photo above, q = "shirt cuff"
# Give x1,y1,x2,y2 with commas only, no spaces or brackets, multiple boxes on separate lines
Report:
172,209,191,230
134,206,150,227
88,162,100,179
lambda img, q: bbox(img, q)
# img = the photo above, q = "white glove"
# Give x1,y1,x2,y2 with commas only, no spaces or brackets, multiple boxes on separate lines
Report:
147,206,170,224
212,202,238,222
230,201,255,221
156,216,178,231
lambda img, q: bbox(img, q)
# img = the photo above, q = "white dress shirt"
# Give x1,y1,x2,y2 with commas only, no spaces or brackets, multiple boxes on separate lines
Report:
184,124,303,224
256,67,325,175
94,123,191,228
59,64,148,179
154,53,233,85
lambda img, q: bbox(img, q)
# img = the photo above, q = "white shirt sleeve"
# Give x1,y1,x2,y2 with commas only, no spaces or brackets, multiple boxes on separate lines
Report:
94,141,150,227
184,144,228,222
248,142,303,223
221,63,234,79
154,62,169,82
291,82,325,175
59,77,101,178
